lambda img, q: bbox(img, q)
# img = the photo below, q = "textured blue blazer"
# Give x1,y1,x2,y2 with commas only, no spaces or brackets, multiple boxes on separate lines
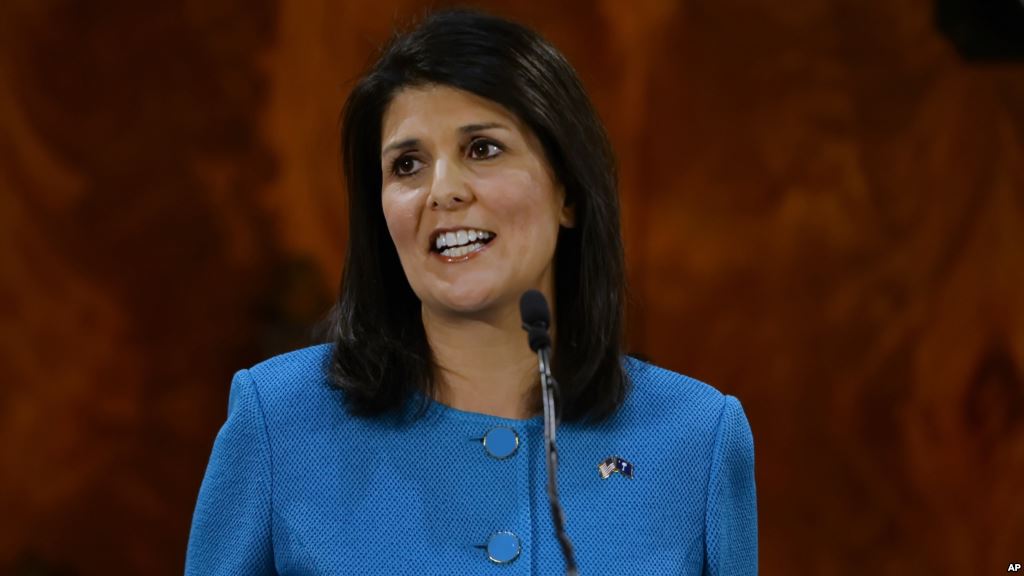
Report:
185,344,757,575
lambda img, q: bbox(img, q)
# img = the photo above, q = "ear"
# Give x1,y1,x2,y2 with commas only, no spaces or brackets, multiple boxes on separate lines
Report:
560,203,576,228
559,188,576,228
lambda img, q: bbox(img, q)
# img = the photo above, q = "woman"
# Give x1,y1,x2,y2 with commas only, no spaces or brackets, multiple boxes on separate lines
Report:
186,9,757,575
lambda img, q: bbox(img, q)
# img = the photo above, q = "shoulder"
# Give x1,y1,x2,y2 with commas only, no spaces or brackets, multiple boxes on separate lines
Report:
246,343,333,388
238,343,340,426
618,356,749,443
617,356,756,496
622,356,726,405
622,356,729,417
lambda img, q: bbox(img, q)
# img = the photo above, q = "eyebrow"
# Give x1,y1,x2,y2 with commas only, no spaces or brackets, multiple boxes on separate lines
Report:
380,122,511,157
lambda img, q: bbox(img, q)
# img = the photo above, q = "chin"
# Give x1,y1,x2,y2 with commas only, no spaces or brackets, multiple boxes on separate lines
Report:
439,294,496,314
429,285,506,316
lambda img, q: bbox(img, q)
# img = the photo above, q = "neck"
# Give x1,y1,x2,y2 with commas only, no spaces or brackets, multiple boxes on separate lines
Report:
422,303,544,420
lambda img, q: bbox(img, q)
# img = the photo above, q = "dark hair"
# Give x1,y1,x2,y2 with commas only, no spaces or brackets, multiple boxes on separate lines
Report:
325,9,628,424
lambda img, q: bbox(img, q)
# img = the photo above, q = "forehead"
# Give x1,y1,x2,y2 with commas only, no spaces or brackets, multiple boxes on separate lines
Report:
381,84,523,144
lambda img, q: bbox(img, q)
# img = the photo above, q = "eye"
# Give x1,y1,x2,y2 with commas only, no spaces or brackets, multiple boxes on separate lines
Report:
468,138,503,160
391,155,424,177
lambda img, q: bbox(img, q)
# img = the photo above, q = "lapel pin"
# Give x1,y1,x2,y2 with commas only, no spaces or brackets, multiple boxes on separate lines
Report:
598,456,635,479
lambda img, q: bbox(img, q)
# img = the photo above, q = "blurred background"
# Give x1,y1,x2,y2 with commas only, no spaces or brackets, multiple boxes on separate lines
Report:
2,0,1022,574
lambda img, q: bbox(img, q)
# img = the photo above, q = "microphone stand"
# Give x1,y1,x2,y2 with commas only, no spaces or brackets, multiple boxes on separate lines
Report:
521,289,578,575
536,342,579,576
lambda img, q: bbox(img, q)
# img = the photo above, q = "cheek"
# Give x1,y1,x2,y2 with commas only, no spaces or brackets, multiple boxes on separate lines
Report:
487,171,562,239
381,190,420,248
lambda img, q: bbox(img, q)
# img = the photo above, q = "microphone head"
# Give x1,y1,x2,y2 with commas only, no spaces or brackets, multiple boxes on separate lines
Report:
519,290,550,329
519,290,552,351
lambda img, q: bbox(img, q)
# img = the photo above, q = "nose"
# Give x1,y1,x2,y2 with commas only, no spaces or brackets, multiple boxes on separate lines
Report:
429,157,474,210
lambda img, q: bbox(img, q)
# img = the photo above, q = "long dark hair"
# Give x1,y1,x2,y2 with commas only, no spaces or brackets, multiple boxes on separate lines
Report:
325,9,628,424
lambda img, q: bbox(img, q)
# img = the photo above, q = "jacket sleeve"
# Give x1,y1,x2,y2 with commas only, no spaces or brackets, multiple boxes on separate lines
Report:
185,369,276,575
704,395,758,576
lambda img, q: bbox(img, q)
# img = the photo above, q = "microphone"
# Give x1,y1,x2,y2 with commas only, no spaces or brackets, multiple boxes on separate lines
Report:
519,290,579,576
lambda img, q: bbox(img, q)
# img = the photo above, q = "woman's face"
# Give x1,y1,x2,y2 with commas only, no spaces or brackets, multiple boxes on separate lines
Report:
380,84,573,318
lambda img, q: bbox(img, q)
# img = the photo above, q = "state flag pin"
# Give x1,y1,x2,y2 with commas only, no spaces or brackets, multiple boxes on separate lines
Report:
598,456,635,479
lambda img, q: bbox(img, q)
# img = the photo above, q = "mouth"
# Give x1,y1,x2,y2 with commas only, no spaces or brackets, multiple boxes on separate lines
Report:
429,227,497,259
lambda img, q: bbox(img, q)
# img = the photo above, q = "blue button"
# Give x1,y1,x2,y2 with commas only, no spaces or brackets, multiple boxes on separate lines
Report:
482,427,519,459
486,531,521,564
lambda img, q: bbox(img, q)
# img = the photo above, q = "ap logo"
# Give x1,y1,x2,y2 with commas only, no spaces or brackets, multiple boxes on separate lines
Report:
1009,563,1022,572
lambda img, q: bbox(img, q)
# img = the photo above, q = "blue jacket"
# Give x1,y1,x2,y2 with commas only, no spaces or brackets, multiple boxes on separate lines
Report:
185,344,757,575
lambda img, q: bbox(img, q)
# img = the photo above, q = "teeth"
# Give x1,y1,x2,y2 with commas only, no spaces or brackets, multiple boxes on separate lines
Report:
433,229,493,251
441,242,484,258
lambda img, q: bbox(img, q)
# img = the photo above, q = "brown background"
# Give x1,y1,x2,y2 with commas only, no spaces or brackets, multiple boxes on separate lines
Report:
2,0,1022,574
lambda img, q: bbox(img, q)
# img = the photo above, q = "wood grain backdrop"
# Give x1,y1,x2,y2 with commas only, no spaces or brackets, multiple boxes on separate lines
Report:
1,0,1022,574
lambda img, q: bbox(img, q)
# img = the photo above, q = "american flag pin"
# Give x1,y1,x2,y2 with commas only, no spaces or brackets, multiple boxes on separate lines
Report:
598,456,635,479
